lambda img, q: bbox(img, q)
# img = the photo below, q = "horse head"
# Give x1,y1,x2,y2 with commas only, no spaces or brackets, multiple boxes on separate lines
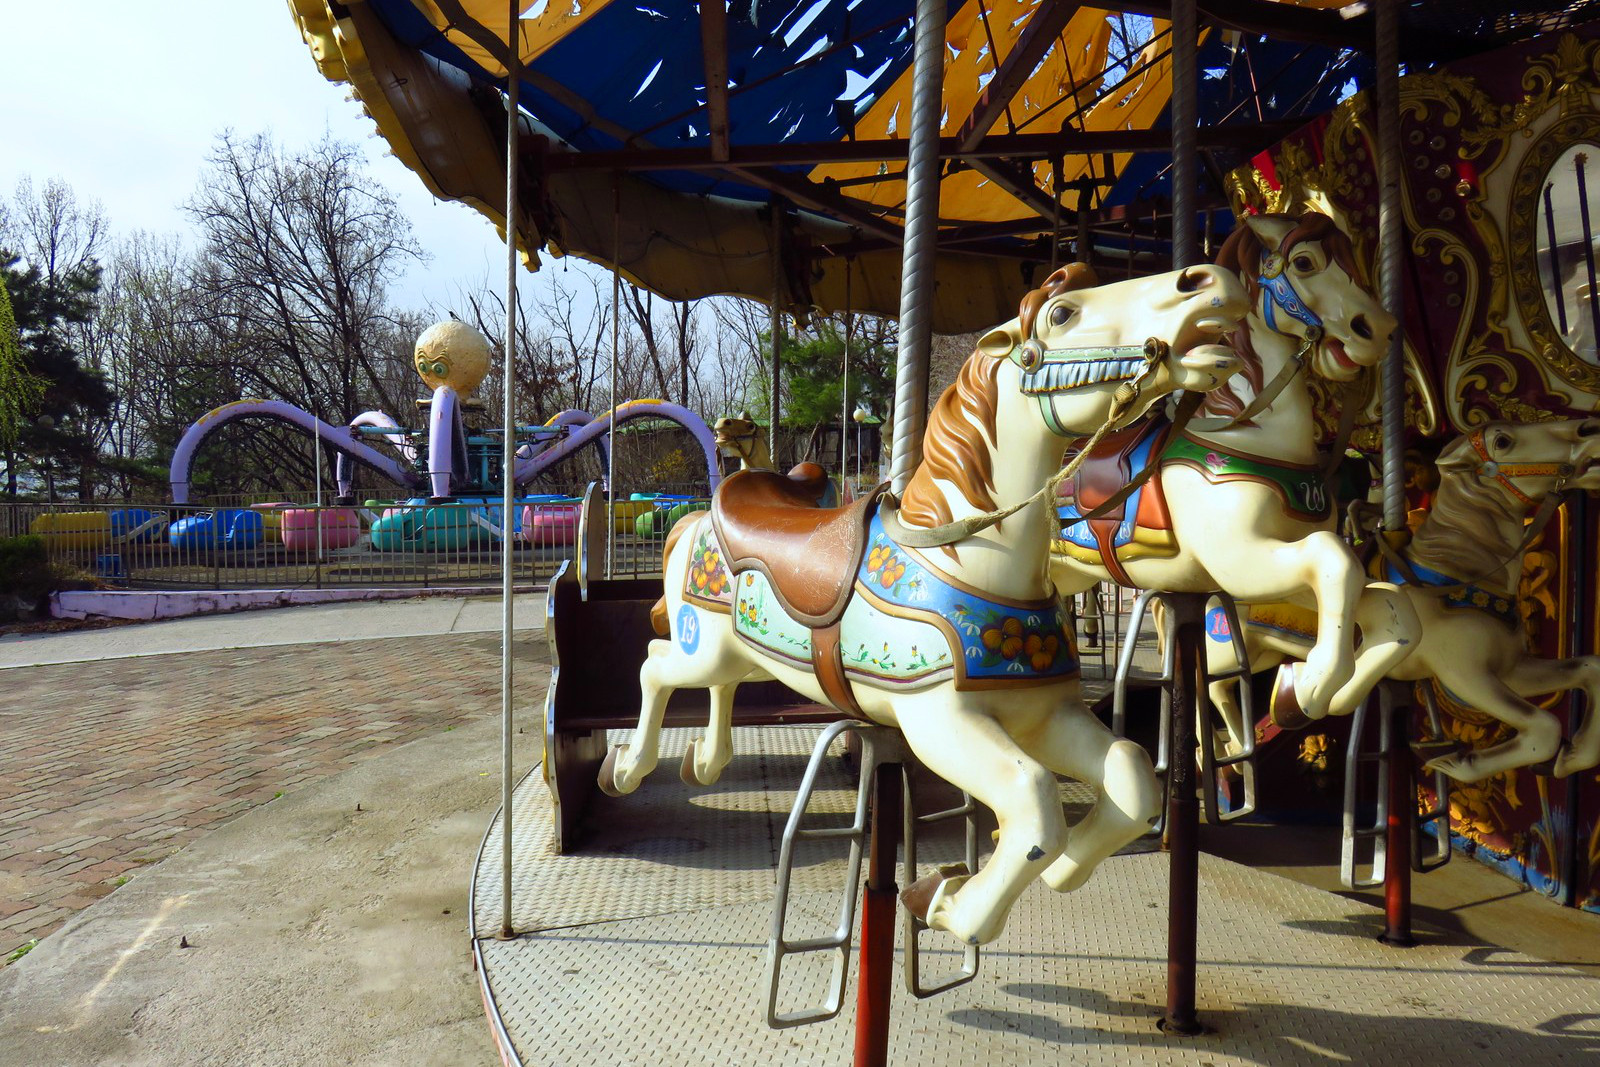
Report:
713,412,766,466
1220,212,1396,383
1435,418,1600,509
974,262,1249,436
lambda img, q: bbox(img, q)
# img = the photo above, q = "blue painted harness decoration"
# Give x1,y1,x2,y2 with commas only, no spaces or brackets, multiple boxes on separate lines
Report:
858,513,1080,687
1258,266,1323,336
1383,559,1519,628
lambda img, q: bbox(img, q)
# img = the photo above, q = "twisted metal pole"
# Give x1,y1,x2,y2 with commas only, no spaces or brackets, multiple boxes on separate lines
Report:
1171,0,1197,273
887,0,948,494
1376,0,1407,533
497,0,521,942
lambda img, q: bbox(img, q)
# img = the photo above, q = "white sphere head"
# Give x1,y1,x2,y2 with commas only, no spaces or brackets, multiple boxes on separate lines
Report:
414,320,492,396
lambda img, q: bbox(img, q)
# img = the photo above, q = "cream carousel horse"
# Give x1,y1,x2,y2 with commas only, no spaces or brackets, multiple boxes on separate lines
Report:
1049,213,1417,722
713,412,771,470
1209,419,1600,783
602,262,1250,946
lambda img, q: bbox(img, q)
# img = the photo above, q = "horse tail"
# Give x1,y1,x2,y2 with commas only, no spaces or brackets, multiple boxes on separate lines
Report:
650,512,701,636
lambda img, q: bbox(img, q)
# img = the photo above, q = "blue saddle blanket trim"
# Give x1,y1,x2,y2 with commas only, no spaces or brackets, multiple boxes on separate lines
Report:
1056,421,1163,551
1384,560,1519,626
861,513,1079,682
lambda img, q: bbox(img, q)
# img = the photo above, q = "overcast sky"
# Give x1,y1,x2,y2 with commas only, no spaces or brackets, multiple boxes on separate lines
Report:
3,2,511,310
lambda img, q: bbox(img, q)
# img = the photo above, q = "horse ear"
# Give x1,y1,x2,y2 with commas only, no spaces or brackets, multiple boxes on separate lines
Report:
739,409,751,421
1244,214,1297,253
1056,262,1100,291
977,321,1021,358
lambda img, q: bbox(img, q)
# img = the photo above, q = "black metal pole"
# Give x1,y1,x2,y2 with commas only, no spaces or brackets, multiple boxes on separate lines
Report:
1162,592,1206,1036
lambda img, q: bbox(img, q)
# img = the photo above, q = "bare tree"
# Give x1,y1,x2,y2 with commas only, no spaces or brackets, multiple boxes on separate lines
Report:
1,176,107,282
184,130,424,424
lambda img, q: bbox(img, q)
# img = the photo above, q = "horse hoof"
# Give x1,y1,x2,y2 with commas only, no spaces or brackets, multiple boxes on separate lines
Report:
1526,745,1568,778
679,739,705,787
1412,739,1465,765
900,863,971,926
1269,664,1311,730
598,744,628,798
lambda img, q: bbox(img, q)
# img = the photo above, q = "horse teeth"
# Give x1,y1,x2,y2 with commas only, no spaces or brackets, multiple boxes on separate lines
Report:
1068,363,1087,388
1049,364,1065,390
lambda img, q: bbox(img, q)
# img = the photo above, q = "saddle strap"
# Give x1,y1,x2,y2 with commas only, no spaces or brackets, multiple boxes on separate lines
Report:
810,622,865,718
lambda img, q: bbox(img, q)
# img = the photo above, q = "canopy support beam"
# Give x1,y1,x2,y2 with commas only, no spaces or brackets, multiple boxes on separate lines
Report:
956,3,1087,152
699,0,731,163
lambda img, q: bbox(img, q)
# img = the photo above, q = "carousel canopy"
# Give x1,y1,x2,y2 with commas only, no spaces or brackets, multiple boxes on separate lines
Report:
289,0,1599,331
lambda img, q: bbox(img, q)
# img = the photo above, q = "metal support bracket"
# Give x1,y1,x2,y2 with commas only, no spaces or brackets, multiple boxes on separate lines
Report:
1113,589,1258,829
1342,681,1452,888
766,721,979,1028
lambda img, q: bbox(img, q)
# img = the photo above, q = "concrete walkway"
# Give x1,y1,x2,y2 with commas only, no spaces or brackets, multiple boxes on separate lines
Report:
0,595,545,1066
0,593,545,669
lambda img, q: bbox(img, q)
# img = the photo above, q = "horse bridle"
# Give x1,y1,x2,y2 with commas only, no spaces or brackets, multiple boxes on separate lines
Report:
1467,427,1575,509
1011,335,1171,437
1258,251,1326,340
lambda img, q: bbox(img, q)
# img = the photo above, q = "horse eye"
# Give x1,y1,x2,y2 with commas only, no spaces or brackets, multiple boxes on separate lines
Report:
1293,255,1314,272
1493,432,1512,451
1049,304,1073,328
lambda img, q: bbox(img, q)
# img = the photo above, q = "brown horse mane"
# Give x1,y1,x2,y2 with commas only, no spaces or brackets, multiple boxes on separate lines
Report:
1202,213,1363,422
898,264,1097,556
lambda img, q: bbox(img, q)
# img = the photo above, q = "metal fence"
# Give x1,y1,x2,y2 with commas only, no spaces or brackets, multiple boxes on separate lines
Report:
5,482,712,591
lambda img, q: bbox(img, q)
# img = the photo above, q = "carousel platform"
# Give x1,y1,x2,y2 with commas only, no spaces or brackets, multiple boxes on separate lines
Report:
471,725,1600,1066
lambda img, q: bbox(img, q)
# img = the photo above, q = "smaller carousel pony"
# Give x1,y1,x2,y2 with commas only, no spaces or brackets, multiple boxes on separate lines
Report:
1209,419,1600,783
1048,212,1417,723
713,412,771,470
604,262,1250,946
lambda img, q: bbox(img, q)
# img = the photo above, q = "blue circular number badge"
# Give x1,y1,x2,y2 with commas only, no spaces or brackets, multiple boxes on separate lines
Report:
1205,606,1232,643
676,603,701,655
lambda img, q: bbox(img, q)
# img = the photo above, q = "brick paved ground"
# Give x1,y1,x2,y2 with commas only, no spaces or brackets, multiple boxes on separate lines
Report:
0,632,548,961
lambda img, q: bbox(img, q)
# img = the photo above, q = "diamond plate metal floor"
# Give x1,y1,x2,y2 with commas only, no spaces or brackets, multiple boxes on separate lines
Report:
472,726,1600,1066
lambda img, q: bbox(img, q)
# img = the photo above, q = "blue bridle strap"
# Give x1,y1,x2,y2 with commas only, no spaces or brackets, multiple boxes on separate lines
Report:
1258,269,1323,336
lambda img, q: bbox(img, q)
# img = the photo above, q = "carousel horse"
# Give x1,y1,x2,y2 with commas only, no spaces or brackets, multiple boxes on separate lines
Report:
1209,419,1600,783
714,412,771,470
1049,213,1418,723
600,262,1250,946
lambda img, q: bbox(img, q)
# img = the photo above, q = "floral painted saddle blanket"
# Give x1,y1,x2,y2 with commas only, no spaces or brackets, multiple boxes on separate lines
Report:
684,499,1078,715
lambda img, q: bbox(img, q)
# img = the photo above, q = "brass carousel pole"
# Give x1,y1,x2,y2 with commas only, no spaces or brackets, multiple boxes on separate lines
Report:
1374,0,1417,948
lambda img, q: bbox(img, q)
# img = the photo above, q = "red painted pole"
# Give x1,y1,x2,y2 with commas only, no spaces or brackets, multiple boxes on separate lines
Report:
854,761,903,1067
1379,685,1417,947
1162,593,1205,1035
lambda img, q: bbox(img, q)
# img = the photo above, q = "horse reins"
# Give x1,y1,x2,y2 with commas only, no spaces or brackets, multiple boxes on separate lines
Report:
883,335,1187,549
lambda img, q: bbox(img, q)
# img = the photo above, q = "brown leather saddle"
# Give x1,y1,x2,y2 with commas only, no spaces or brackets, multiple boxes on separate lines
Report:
1057,417,1176,585
711,466,887,717
712,465,886,628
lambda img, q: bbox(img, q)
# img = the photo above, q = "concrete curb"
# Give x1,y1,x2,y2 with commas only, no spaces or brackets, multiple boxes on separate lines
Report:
52,585,545,622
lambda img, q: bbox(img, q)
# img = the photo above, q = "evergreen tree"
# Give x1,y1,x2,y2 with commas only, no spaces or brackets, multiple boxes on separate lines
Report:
0,254,114,499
